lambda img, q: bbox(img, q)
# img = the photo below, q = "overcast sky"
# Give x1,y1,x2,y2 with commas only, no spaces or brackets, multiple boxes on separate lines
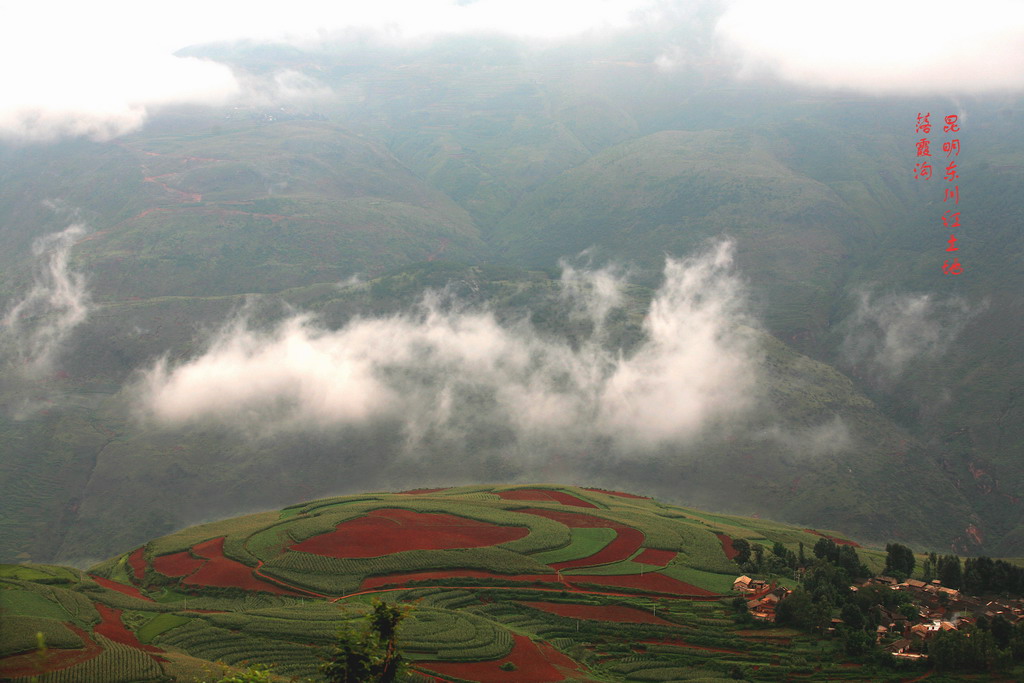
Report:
3,0,1023,141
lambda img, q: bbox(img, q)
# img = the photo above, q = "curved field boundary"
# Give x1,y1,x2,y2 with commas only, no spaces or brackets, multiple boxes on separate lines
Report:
530,527,617,566
0,623,102,678
417,634,581,683
128,548,147,582
583,488,649,500
519,508,644,571
567,573,719,597
93,603,164,655
521,601,675,625
634,548,677,566
183,537,303,595
494,489,597,508
804,529,860,547
289,509,529,559
715,533,740,560
398,488,450,495
356,568,718,598
89,574,153,602
153,550,206,578
639,638,746,655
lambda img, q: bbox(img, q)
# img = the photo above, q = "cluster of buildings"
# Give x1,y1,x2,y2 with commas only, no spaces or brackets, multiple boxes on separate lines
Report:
861,576,1024,660
732,575,791,622
733,573,1024,661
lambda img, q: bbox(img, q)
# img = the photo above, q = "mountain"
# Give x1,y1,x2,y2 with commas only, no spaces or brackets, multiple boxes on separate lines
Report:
1,39,1022,565
1,484,899,682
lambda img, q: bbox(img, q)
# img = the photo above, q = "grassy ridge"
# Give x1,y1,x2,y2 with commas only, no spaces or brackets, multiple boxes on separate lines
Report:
1,484,997,681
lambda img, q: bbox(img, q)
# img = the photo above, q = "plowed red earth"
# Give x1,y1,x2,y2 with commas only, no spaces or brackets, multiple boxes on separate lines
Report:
89,575,153,602
290,509,528,558
128,547,147,581
0,624,101,677
153,550,206,577
583,488,649,499
93,604,162,654
634,548,677,566
640,638,745,655
359,569,716,597
569,572,718,597
184,537,301,595
716,533,739,560
522,601,675,625
495,489,597,508
805,529,860,547
520,508,643,570
418,634,580,682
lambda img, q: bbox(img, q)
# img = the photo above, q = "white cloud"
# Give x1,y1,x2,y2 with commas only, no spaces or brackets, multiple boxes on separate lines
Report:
0,0,667,141
714,0,1024,94
840,289,978,381
1,225,91,376
138,240,760,449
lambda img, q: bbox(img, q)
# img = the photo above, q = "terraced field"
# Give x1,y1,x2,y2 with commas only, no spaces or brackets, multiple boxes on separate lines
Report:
1,484,902,681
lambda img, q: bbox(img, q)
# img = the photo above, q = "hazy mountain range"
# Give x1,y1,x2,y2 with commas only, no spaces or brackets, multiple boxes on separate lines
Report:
1,32,1021,565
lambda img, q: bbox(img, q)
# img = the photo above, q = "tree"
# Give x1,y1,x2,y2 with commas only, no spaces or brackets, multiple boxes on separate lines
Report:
731,538,751,565
775,588,817,630
213,664,275,683
884,543,915,578
321,600,407,683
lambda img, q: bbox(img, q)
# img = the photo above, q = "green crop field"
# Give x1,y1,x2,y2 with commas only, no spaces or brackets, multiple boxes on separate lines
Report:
0,484,1011,681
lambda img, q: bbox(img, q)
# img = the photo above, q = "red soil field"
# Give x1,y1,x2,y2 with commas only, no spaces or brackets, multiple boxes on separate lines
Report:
550,527,644,571
0,623,101,678
495,489,597,508
153,550,206,578
358,568,717,598
522,601,675,625
582,488,649,499
290,509,528,558
518,508,644,570
566,572,719,597
634,548,677,566
89,575,153,602
804,529,860,547
397,488,449,494
128,547,147,581
640,638,745,655
184,537,302,595
93,604,163,653
716,533,739,560
417,634,580,682
517,508,620,529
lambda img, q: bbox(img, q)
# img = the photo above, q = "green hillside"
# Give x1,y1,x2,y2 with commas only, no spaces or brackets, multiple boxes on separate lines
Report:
3,484,930,682
1,43,1022,569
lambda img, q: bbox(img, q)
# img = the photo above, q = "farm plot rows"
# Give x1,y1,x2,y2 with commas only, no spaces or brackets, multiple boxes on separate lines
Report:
416,634,582,683
289,508,529,558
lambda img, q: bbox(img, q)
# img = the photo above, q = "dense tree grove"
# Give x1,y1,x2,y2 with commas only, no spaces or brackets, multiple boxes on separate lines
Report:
883,543,915,580
773,544,916,656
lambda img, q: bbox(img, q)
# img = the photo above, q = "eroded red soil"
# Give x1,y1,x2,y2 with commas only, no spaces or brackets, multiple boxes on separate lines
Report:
715,533,739,560
290,509,528,558
0,624,101,677
495,489,597,508
634,548,677,566
93,604,162,653
127,547,147,581
417,634,581,682
153,550,206,578
582,488,649,499
184,537,302,595
89,575,153,602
